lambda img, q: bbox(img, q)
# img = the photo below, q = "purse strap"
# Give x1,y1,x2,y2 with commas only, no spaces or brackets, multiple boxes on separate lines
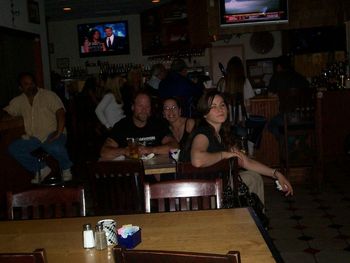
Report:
228,157,240,190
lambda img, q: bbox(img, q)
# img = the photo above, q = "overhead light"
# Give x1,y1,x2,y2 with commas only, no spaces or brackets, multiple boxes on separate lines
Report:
152,0,160,3
63,7,72,12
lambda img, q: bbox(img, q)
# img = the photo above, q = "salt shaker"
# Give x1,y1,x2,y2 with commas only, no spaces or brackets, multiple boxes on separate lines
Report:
83,224,95,249
95,224,107,250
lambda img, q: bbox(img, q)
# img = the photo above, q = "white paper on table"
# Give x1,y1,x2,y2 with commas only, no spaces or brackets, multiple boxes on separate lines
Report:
141,153,155,160
113,155,126,161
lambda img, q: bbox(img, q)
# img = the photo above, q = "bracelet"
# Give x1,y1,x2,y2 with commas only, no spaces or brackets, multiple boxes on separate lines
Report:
272,169,279,179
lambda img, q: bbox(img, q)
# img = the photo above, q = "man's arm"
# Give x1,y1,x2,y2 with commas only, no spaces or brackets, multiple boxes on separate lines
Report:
47,108,65,142
100,138,128,160
0,109,13,121
139,135,178,155
56,108,65,135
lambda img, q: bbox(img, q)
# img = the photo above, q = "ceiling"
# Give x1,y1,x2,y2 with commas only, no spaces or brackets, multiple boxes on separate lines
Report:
44,0,171,21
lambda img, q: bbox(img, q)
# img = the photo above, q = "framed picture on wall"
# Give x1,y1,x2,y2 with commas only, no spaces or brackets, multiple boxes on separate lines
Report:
27,0,40,24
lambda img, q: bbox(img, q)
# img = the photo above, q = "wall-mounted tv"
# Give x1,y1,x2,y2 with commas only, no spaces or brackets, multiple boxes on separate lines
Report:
220,0,288,27
77,20,129,57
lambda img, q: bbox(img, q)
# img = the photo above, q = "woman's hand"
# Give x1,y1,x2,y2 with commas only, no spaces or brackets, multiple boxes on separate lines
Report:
227,148,250,168
274,171,294,196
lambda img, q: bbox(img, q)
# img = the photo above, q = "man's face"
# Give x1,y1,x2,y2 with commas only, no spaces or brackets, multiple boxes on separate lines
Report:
105,28,113,37
20,75,37,97
132,94,151,124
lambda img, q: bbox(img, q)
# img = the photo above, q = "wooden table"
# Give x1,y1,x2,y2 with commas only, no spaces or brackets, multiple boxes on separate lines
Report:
0,208,280,263
142,154,176,175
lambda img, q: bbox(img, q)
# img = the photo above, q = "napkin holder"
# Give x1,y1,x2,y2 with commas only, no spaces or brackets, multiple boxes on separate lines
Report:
117,229,141,249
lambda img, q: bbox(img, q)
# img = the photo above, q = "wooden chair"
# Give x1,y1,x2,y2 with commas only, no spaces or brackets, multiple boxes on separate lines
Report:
0,249,47,263
176,158,239,190
87,160,145,215
278,87,316,177
145,178,223,212
113,246,241,263
7,186,86,220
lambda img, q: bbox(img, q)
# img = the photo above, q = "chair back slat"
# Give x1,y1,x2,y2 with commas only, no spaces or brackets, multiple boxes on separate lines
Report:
113,246,241,263
6,187,85,220
145,179,223,213
88,160,145,215
180,197,188,211
169,199,176,211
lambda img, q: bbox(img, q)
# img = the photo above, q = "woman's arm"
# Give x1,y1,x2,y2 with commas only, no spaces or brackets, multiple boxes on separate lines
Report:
95,94,113,129
191,134,236,167
232,150,293,196
185,118,196,133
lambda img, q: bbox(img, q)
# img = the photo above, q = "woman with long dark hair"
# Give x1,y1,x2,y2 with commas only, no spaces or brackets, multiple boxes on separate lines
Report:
181,89,293,204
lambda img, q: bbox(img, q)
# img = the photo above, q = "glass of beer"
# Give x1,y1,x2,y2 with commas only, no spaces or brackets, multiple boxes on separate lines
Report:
127,138,139,159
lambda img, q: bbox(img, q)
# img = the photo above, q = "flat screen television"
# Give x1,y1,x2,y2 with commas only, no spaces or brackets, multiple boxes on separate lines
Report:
77,20,129,57
220,0,288,27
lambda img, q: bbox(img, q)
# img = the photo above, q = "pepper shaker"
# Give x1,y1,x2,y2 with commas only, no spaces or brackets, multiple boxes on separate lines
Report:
83,224,95,249
95,224,107,250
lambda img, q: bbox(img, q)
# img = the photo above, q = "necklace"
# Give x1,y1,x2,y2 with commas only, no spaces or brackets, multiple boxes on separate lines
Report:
216,133,222,143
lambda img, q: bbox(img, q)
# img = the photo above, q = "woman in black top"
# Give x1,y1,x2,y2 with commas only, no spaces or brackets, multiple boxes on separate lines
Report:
182,90,293,203
163,97,195,150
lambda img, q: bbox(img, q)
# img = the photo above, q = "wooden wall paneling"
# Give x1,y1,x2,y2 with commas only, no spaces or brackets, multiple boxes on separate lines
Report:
250,96,280,167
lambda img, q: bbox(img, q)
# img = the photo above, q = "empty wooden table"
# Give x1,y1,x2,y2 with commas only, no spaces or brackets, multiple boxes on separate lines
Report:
0,208,280,263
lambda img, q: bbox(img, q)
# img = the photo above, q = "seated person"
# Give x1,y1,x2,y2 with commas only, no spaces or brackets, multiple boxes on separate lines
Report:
267,55,310,139
180,90,293,204
95,75,125,130
162,97,196,150
3,72,73,184
100,91,178,160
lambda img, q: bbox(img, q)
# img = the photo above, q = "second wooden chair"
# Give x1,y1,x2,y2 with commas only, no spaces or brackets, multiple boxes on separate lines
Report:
88,160,145,215
7,186,85,220
144,178,223,212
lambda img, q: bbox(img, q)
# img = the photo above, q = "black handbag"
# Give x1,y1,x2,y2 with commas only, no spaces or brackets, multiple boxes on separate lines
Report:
222,159,269,228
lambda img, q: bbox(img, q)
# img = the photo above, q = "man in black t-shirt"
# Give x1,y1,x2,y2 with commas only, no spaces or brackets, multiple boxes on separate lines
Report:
100,91,177,160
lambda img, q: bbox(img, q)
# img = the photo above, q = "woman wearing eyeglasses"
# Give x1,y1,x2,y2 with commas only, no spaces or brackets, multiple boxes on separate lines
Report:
162,97,196,150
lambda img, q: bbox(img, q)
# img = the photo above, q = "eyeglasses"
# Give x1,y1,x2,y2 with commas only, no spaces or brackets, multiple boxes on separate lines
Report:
163,106,178,111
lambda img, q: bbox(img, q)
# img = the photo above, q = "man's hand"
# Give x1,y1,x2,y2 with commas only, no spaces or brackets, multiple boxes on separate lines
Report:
47,131,62,143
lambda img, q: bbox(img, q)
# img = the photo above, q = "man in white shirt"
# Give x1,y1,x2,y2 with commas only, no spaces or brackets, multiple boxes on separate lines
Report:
3,72,73,184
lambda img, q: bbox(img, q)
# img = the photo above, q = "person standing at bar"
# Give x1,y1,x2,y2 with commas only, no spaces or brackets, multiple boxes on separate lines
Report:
159,59,202,117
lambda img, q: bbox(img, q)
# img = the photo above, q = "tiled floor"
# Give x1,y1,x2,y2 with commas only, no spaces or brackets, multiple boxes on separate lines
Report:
264,161,350,263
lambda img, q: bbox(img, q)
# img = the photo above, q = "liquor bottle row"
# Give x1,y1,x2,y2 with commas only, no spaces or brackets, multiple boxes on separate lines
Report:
310,60,350,90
